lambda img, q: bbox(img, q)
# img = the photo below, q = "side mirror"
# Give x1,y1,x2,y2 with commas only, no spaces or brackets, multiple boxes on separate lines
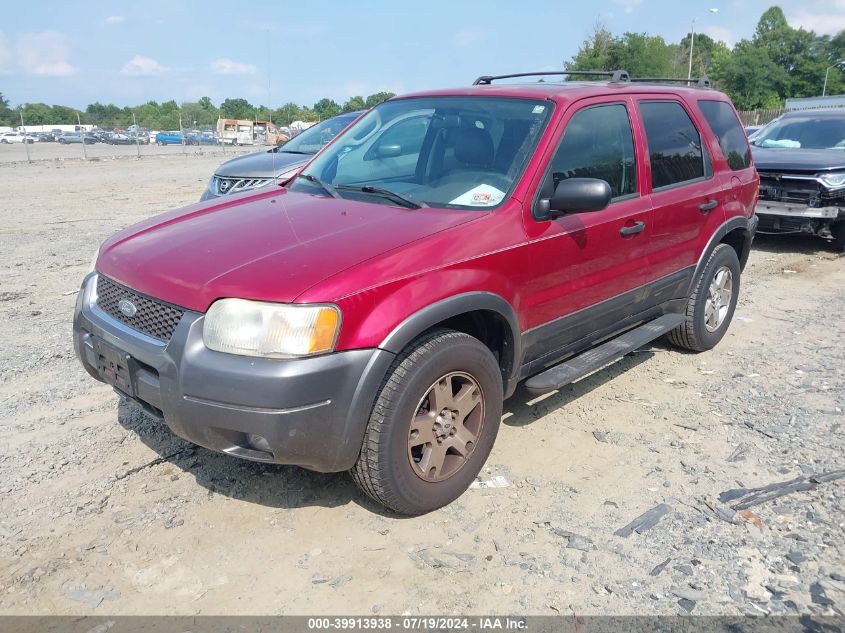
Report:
374,144,402,158
536,178,612,220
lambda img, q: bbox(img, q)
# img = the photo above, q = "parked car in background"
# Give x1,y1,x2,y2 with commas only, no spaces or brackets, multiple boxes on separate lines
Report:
155,131,183,145
200,111,362,200
186,131,219,146
108,133,134,145
77,73,758,514
58,132,83,144
33,132,56,142
130,132,150,145
744,124,763,138
751,108,845,252
0,132,34,144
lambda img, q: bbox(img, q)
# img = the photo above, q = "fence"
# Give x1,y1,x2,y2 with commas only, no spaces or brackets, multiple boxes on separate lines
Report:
737,108,784,127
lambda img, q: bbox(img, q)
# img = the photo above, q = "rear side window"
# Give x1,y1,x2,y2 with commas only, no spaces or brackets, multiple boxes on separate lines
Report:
698,100,751,170
639,101,705,190
540,103,637,201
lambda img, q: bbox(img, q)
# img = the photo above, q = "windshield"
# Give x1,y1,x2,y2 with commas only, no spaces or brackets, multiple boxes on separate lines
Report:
277,113,359,154
751,115,845,150
288,96,552,210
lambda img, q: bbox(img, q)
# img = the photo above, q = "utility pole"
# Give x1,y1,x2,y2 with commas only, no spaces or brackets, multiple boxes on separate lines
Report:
688,8,719,82
179,112,185,154
133,112,140,158
77,112,87,160
20,111,31,164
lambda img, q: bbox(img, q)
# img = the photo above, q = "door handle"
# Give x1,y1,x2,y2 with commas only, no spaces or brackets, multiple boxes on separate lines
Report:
699,199,718,213
619,221,645,236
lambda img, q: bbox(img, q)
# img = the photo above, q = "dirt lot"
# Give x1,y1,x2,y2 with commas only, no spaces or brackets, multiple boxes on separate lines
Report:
0,153,843,616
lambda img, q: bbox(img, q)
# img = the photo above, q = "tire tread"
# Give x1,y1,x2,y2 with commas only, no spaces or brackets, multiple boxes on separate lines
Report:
351,329,489,514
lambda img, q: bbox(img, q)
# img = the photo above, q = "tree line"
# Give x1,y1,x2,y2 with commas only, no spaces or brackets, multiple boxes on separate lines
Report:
567,6,844,110
0,92,396,130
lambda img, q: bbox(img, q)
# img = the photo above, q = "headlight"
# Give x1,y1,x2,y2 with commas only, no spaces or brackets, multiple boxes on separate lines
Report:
818,172,845,190
203,299,341,358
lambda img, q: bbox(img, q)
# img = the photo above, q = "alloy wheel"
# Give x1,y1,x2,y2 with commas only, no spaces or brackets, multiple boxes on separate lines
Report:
407,372,485,482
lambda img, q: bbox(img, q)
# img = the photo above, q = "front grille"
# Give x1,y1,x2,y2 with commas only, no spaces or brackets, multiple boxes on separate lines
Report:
213,175,273,196
95,276,184,342
757,171,845,207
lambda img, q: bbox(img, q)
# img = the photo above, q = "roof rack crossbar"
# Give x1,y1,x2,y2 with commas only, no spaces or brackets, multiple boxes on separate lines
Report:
472,70,630,85
628,76,711,88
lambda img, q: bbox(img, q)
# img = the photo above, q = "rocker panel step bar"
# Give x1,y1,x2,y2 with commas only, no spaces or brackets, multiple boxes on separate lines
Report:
524,314,686,395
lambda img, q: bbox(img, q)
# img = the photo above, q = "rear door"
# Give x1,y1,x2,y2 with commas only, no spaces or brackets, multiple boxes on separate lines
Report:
635,98,730,287
520,97,652,367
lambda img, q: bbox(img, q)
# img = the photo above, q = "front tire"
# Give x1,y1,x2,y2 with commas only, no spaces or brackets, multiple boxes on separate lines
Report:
351,329,503,515
668,243,740,352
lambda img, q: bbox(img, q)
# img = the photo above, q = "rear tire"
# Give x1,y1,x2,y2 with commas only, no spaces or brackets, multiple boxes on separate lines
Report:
351,329,503,515
668,243,740,352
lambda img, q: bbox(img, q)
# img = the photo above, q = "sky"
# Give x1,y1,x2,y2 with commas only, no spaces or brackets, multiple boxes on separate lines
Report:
1,0,843,109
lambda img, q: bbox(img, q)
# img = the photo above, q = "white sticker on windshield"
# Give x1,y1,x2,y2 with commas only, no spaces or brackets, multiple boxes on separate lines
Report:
449,184,506,207
532,105,546,114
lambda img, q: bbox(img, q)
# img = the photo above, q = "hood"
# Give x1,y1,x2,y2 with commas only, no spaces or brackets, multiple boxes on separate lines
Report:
751,146,845,173
97,189,479,312
214,149,310,178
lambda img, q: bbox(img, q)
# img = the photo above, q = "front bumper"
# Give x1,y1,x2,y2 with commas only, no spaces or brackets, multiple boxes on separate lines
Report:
73,273,395,471
755,200,842,220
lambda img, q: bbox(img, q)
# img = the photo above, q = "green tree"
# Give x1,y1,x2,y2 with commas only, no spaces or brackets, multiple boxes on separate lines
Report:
220,97,255,120
364,92,395,108
313,98,341,119
710,40,787,109
273,102,304,125
565,22,614,72
342,96,366,112
566,29,674,77
0,93,12,126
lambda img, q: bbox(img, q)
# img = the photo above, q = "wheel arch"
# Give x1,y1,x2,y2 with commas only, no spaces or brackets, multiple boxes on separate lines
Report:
688,215,756,295
379,292,522,398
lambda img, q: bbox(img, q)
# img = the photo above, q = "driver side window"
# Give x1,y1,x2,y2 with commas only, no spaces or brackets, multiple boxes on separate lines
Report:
539,103,637,203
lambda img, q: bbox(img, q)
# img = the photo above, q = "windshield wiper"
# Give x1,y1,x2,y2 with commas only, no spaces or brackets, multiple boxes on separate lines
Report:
296,173,340,198
338,185,427,209
275,149,311,154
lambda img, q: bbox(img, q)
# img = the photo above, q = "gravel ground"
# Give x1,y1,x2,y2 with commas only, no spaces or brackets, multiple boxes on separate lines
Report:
0,153,843,616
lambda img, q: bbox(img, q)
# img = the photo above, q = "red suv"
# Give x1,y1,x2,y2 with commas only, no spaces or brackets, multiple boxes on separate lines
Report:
73,71,759,514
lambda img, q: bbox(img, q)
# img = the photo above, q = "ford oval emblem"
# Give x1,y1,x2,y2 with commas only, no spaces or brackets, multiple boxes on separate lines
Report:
118,298,138,318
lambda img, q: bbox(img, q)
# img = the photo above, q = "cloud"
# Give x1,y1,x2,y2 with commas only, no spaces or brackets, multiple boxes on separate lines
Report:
16,31,77,76
788,1,845,35
104,15,126,25
210,57,257,75
452,28,483,47
120,55,169,76
701,25,736,46
612,0,643,14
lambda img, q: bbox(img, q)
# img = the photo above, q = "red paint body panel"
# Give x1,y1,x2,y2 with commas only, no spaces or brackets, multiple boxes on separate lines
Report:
95,81,758,359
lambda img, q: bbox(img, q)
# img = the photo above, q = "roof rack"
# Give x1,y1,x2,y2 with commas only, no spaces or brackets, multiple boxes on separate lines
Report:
471,70,712,89
629,76,711,88
472,70,630,85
